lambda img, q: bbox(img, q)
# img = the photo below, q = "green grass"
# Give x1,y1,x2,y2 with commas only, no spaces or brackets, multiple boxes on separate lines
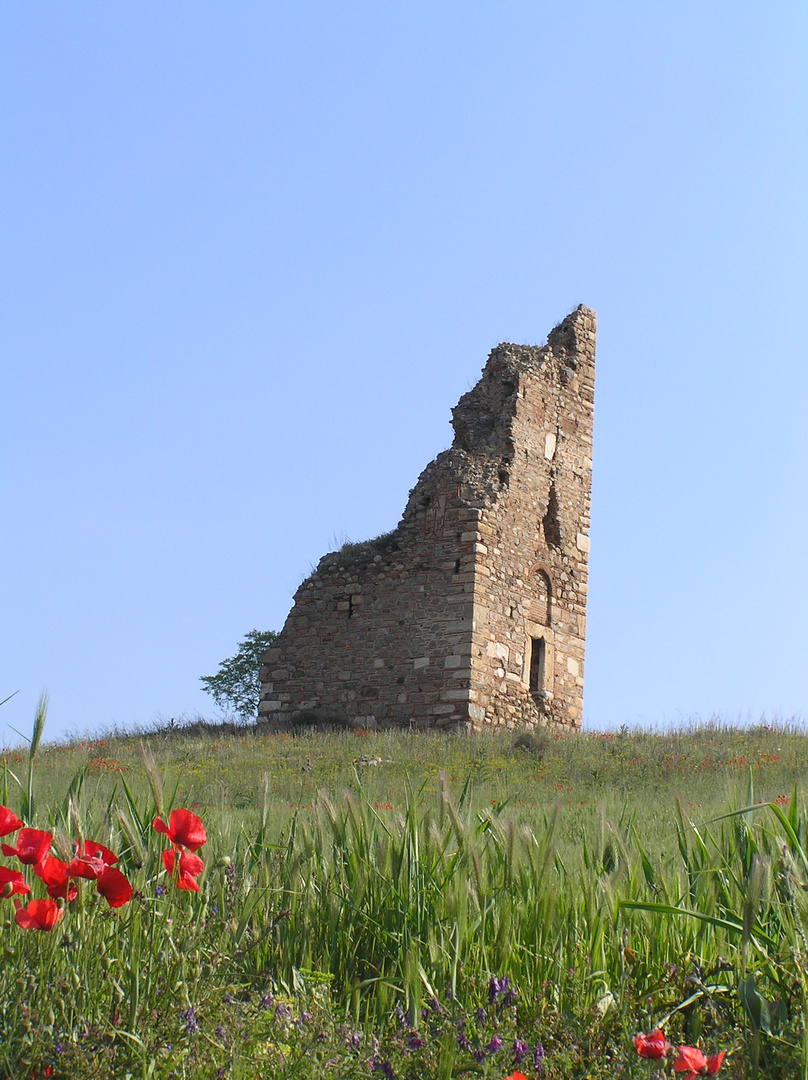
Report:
22,719,805,826
2,718,808,1078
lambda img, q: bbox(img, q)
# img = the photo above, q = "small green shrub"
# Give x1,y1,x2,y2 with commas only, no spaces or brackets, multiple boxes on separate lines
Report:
200,629,277,720
290,707,354,731
513,728,549,759
321,529,401,570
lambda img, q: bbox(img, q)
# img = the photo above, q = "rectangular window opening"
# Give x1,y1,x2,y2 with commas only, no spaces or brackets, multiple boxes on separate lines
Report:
529,638,545,695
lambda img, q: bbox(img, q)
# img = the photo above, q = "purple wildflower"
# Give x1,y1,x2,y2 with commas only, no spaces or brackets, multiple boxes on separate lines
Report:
512,1038,528,1064
259,993,274,1010
475,1007,487,1025
488,975,517,1008
533,1042,545,1072
472,1047,487,1064
225,862,237,889
407,1034,425,1050
180,1007,198,1035
487,1035,503,1053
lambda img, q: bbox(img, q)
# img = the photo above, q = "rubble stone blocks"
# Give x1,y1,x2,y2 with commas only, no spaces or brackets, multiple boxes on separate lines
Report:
259,305,596,732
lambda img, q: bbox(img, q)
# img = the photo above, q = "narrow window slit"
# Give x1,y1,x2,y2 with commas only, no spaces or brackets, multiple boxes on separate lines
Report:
529,638,546,695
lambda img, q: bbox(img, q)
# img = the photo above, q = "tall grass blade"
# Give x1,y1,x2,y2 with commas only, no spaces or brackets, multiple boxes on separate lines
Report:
619,899,778,949
140,742,163,816
19,692,48,821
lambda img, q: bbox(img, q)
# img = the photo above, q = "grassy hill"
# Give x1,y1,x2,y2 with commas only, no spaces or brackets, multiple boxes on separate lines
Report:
1,719,806,1078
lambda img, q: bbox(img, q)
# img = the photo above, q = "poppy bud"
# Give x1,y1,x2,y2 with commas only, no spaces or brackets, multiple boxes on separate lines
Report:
215,856,232,868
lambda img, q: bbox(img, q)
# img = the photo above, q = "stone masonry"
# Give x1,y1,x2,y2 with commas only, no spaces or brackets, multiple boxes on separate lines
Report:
259,305,596,731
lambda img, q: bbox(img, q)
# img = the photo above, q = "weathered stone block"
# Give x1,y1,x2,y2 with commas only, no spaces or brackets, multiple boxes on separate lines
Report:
441,689,473,702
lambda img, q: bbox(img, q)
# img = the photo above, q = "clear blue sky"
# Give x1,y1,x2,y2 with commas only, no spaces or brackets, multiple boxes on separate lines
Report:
2,3,806,744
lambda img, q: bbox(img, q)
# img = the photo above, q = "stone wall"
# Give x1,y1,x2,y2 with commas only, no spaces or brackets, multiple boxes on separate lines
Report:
259,305,595,731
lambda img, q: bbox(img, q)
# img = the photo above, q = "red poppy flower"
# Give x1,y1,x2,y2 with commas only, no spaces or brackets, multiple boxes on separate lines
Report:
0,805,23,838
96,866,133,908
161,848,204,891
153,809,206,852
13,897,64,931
673,1046,726,1079
633,1029,671,1060
1,828,52,866
34,857,78,902
67,839,118,880
503,1074,529,1080
0,866,30,898
84,840,118,865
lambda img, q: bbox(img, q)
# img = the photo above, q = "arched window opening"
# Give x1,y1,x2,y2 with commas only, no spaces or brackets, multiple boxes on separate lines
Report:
542,484,562,549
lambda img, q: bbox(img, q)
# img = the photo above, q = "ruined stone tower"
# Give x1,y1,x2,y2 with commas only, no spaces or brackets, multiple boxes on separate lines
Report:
259,305,595,730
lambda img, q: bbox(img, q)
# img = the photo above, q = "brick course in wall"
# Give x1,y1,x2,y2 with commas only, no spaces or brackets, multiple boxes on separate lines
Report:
259,305,595,731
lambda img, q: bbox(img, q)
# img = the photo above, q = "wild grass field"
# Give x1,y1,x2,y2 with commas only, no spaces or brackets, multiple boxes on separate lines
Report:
2,714,808,1079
